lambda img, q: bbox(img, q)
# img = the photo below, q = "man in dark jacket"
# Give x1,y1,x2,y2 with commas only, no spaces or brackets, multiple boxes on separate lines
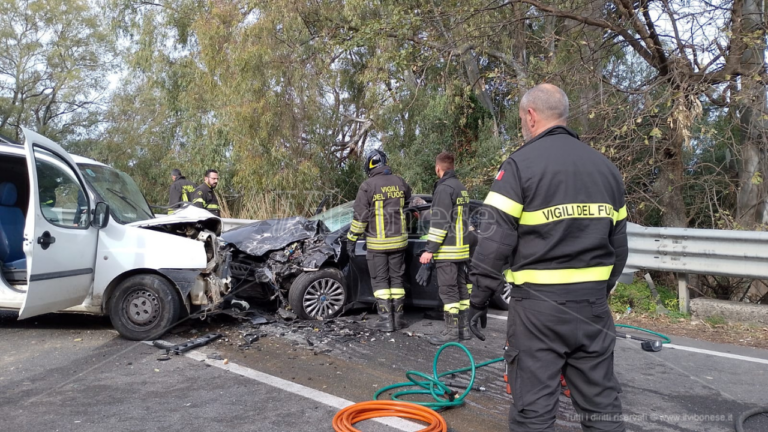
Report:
419,152,472,344
347,150,412,332
469,84,628,431
168,169,196,212
191,169,220,216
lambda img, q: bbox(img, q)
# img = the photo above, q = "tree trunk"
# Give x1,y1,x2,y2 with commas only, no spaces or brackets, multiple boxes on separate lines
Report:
735,0,768,227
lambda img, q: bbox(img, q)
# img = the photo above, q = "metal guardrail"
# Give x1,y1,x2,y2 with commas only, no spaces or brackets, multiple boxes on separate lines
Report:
624,222,768,313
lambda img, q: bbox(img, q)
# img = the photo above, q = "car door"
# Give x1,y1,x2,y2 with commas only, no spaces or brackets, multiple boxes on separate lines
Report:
405,206,441,307
18,128,98,319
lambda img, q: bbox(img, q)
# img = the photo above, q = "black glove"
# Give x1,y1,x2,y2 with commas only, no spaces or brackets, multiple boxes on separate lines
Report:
469,302,488,341
416,261,433,286
346,240,356,257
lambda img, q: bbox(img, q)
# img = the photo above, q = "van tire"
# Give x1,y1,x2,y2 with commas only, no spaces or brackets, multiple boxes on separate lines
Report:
289,268,347,320
108,274,182,341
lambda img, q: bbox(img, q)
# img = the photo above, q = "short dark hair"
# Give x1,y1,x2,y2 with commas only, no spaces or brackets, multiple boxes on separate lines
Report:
436,152,455,170
205,169,219,178
171,169,182,177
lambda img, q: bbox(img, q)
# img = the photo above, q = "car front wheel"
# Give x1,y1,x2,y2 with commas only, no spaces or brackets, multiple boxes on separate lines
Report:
492,282,512,310
289,268,347,320
108,274,182,341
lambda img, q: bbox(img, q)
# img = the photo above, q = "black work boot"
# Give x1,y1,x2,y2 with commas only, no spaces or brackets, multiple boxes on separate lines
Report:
458,309,471,340
392,297,408,330
428,312,459,345
367,298,394,332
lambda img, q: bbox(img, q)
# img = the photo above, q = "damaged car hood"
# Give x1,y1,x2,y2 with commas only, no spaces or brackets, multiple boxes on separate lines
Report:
128,206,222,235
221,216,339,259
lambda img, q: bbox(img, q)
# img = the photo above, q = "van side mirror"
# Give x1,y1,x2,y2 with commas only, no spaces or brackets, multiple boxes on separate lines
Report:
93,202,110,228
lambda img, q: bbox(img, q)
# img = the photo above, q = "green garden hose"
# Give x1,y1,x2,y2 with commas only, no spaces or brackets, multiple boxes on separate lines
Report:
373,342,503,410
375,325,672,411
615,324,671,344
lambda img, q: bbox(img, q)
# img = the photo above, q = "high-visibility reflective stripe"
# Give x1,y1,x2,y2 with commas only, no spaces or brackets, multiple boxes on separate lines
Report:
374,289,391,299
434,252,470,260
484,191,524,218
519,203,624,226
400,208,406,236
368,241,408,251
206,204,220,209
457,205,464,246
428,227,447,236
436,245,469,253
503,266,614,285
443,302,460,312
459,299,470,310
466,284,473,294
390,288,405,299
192,198,205,204
616,205,627,221
375,201,384,239
347,233,359,242
367,234,408,244
350,220,367,232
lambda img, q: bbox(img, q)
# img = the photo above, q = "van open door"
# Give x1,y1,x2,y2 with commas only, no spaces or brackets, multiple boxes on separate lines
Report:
18,128,99,319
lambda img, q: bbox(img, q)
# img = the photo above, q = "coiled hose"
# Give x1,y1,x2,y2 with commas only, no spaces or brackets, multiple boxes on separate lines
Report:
374,325,671,410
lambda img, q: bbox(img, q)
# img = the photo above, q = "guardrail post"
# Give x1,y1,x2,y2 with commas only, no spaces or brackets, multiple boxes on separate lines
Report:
677,273,689,314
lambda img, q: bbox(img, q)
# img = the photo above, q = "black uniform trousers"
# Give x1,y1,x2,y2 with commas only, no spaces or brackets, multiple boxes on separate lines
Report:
366,251,406,300
505,288,624,432
435,261,470,313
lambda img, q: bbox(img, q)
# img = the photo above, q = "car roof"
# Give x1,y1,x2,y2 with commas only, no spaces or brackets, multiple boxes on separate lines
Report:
0,133,106,167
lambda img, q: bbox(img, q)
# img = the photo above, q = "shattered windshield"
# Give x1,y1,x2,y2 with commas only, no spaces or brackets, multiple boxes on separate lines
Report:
78,164,154,224
309,201,354,232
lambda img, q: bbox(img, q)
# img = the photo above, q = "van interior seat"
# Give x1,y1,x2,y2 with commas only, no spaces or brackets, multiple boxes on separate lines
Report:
0,182,26,282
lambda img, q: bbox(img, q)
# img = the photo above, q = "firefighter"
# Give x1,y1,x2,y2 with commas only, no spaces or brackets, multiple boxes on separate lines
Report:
191,169,220,216
419,152,471,344
168,168,196,212
468,84,628,431
347,150,412,332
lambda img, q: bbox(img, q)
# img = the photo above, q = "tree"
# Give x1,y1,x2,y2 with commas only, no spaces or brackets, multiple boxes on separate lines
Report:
0,0,116,142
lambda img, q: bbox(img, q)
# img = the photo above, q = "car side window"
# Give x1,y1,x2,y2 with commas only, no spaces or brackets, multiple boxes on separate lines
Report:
34,147,89,228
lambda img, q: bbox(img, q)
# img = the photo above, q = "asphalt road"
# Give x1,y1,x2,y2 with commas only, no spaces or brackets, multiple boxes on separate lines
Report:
1,309,767,432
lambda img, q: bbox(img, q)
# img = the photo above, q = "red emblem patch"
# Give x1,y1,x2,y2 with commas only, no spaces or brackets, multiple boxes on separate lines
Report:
496,170,505,181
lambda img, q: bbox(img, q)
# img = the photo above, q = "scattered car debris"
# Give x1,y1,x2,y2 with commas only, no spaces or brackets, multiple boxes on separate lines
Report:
153,333,222,355
207,352,224,360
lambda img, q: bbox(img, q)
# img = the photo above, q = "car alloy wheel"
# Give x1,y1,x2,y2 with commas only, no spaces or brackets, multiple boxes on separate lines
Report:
303,277,345,319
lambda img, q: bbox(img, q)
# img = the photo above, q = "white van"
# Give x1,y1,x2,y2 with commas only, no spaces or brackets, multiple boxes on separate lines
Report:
0,128,230,340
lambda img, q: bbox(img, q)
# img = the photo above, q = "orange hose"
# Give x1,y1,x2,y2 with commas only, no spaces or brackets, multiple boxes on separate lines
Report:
333,400,447,432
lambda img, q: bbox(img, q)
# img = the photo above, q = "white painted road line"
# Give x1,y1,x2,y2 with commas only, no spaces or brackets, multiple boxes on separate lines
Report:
665,344,768,365
183,350,423,432
486,314,768,365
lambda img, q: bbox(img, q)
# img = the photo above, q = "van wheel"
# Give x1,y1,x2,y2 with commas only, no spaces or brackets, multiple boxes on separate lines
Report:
108,275,181,341
289,268,346,320
492,282,512,311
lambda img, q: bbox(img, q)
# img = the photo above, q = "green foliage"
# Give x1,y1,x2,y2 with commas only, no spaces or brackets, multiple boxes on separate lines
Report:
610,279,679,316
704,315,727,326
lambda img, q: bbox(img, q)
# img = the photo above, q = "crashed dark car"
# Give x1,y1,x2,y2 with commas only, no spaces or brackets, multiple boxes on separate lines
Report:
221,195,512,320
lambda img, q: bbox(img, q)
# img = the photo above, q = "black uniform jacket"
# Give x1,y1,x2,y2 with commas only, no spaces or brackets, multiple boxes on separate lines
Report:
470,126,629,304
426,170,470,262
191,183,220,217
347,165,412,252
169,177,196,207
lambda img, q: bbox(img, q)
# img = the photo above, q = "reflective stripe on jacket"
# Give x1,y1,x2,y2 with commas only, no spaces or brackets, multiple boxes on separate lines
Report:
348,165,412,252
191,183,221,217
426,170,470,262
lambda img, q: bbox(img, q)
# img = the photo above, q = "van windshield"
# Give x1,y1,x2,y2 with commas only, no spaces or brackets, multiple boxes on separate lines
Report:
78,164,154,224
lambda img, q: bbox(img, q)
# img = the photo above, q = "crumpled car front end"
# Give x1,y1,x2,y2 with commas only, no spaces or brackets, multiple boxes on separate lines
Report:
221,217,341,304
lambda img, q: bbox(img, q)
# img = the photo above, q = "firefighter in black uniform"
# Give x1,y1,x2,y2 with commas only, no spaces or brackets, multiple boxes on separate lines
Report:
347,150,412,332
191,169,221,216
168,168,197,213
469,84,628,432
419,152,472,344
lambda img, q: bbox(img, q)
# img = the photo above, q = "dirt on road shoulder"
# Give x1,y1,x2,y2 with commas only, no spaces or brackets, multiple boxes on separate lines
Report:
616,314,768,350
